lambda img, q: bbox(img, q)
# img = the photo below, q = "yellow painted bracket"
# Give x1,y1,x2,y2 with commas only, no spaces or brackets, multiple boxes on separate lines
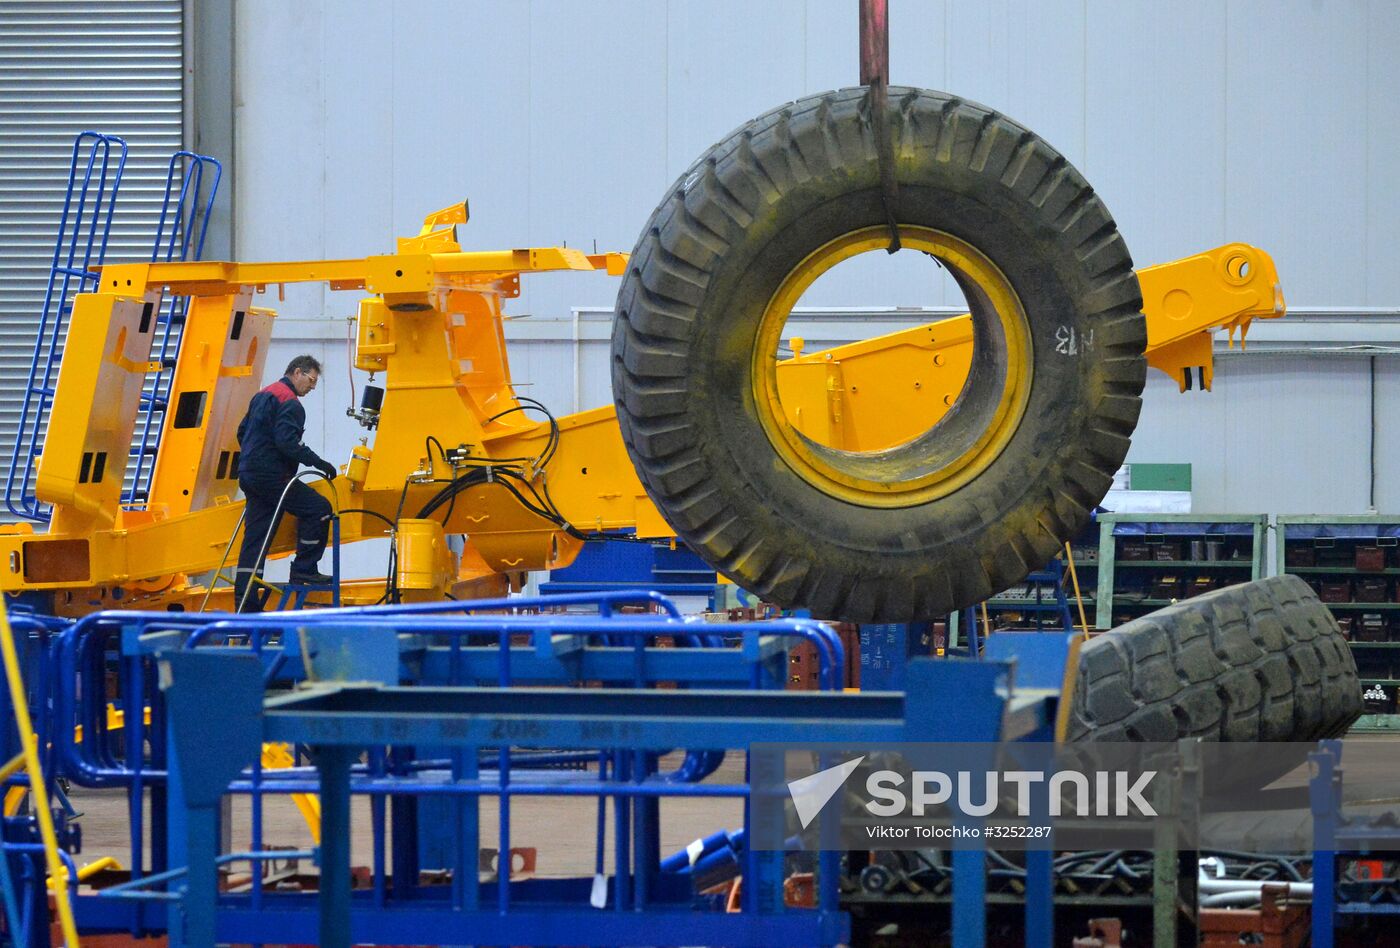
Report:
261,742,321,842
420,201,469,231
47,856,122,890
1137,243,1286,392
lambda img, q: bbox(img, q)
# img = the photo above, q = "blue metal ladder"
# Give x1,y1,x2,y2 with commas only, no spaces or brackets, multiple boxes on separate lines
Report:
1020,556,1076,631
125,151,223,506
5,132,128,522
3,134,222,521
201,473,344,613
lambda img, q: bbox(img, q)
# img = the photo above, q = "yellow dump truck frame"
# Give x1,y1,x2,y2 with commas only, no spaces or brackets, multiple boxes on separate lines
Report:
0,201,1284,613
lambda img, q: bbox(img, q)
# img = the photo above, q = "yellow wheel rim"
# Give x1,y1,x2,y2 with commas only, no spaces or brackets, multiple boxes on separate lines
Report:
751,226,1033,508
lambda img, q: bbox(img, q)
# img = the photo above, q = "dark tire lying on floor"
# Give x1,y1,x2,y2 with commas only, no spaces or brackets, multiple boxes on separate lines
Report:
1067,575,1362,744
612,87,1146,622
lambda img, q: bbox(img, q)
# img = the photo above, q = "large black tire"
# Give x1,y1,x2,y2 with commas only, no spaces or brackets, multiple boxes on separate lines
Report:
612,87,1146,622
1068,575,1362,744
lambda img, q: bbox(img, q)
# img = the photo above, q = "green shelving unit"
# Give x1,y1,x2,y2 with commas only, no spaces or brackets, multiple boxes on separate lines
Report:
1276,515,1400,732
1094,513,1268,630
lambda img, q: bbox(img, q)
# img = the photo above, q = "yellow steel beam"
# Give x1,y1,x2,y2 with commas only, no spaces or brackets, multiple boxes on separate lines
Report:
773,243,1286,451
96,247,626,300
5,224,1286,607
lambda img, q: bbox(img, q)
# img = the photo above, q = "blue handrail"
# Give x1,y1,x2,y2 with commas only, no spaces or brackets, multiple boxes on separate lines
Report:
126,151,223,506
5,132,128,521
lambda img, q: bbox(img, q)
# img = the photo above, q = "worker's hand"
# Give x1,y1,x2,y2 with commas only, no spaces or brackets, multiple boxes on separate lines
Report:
314,460,337,482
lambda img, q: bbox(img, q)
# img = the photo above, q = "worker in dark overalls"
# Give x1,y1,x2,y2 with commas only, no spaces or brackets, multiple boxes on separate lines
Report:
232,354,337,612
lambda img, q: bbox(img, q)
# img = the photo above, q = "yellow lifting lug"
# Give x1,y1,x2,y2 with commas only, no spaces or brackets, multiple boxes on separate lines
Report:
1136,243,1286,392
586,252,631,275
397,200,470,254
421,200,469,231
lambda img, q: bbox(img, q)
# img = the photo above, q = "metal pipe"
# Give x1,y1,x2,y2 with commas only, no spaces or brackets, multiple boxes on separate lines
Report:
1198,878,1313,896
1199,888,1310,907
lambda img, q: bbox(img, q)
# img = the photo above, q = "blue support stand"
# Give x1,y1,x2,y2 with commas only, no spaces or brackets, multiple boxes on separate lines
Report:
36,594,1080,946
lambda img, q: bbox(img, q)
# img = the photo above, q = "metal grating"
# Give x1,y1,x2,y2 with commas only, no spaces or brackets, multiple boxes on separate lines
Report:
0,0,184,518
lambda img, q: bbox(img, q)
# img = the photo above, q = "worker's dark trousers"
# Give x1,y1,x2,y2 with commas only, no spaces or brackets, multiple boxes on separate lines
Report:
234,474,332,612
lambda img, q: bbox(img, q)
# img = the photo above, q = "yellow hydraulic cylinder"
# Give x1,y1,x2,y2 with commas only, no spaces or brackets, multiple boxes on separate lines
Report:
395,518,454,599
346,445,372,491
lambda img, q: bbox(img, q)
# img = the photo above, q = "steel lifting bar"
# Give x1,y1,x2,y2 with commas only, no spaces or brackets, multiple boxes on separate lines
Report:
6,131,128,522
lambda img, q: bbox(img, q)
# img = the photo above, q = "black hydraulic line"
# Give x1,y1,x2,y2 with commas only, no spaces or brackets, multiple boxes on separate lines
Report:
339,507,395,531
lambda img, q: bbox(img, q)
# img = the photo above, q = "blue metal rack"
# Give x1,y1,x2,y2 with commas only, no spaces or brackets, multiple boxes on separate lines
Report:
20,591,1071,948
126,151,223,506
540,536,722,607
5,132,128,522
1309,741,1400,947
0,612,81,948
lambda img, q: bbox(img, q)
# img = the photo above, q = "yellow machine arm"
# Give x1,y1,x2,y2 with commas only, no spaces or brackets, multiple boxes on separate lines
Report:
773,243,1284,452
0,204,1285,612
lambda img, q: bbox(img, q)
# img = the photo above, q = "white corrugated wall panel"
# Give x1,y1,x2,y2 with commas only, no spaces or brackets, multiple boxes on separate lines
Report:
0,0,183,515
232,0,1399,525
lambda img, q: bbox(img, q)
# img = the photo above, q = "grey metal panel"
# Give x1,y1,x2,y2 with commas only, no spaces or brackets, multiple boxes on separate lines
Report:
664,0,809,176
0,0,184,514
1224,0,1369,306
888,0,949,91
1085,1,1228,269
387,2,531,252
233,0,328,317
1370,357,1400,512
1367,0,1400,305
188,0,234,260
226,0,1400,536
521,1,670,323
1128,356,1372,515
224,0,1400,316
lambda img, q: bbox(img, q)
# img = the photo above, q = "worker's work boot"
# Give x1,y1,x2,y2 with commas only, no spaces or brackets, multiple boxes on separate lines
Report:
289,569,334,585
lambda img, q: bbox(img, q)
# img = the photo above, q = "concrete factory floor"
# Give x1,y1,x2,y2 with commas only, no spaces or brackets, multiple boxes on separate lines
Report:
67,752,746,879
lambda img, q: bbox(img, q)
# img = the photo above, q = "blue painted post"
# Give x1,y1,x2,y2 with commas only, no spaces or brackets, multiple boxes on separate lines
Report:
858,623,929,690
165,719,190,948
1023,850,1053,947
1310,743,1340,948
318,746,354,948
390,747,418,900
461,747,480,911
165,731,218,948
951,846,985,948
181,804,221,948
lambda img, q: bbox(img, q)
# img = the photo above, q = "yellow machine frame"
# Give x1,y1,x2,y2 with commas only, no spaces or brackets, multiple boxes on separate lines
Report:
0,200,1285,612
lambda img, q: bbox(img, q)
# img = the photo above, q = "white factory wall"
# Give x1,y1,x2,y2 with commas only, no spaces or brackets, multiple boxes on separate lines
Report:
229,0,1400,573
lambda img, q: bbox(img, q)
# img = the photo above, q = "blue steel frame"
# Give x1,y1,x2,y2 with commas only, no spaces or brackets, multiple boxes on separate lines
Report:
540,536,723,608
6,131,128,522
0,612,76,948
1309,740,1400,947
25,591,1070,947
